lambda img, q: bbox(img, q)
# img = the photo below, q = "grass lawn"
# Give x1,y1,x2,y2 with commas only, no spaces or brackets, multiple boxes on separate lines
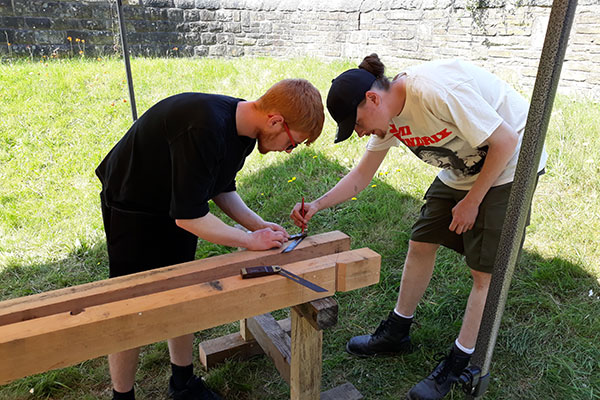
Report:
0,56,598,400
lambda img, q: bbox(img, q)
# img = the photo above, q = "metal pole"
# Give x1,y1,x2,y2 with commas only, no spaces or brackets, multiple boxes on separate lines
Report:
115,0,138,121
466,0,578,397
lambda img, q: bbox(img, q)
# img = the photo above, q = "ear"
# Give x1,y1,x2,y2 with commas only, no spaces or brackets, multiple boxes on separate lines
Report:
267,113,284,127
365,91,380,106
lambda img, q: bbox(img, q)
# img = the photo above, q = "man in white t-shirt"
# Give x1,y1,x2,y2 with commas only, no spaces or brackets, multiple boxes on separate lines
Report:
290,55,546,400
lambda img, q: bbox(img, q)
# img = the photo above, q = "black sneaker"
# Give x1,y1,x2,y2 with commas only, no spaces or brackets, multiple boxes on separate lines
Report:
168,375,222,400
346,311,413,356
406,346,471,400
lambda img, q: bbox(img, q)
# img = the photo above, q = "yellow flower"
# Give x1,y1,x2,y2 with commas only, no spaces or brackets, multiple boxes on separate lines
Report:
75,38,80,42
7,42,11,46
351,197,357,201
81,39,85,43
371,184,377,188
79,50,83,54
287,176,297,183
67,36,72,41
313,155,317,158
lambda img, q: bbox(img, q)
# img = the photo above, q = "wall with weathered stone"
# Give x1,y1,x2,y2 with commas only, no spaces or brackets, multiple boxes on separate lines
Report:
1,0,598,99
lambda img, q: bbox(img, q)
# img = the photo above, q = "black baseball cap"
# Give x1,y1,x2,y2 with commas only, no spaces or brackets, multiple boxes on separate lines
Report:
326,68,377,143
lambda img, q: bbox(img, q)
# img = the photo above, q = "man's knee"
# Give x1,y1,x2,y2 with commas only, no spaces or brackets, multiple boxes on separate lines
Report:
470,268,491,290
407,240,439,259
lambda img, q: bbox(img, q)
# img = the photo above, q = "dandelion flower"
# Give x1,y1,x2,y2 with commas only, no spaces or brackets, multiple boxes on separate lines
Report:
313,155,317,159
351,197,357,201
67,36,72,41
371,184,377,188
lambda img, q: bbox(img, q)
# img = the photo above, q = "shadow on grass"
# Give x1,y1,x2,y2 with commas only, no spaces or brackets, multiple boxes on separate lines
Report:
1,147,598,399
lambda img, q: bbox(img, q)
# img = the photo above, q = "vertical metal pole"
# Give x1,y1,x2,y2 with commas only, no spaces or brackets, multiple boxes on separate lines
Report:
467,0,578,397
115,0,138,121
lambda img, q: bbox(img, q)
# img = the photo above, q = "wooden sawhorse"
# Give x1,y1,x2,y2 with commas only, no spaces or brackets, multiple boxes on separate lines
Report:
0,231,380,399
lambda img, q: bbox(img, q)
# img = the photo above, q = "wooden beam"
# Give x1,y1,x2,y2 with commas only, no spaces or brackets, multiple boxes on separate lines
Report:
290,305,322,400
199,318,291,369
0,231,351,326
334,247,381,292
0,248,379,385
292,297,338,331
200,298,337,369
246,314,292,383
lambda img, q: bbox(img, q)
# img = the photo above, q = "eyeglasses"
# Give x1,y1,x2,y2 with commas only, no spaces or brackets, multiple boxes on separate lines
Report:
283,122,298,152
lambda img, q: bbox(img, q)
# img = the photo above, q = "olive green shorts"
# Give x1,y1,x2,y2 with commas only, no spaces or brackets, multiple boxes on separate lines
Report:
410,177,535,273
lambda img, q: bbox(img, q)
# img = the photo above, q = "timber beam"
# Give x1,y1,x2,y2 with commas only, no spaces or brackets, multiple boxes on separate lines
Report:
0,231,351,326
0,246,380,385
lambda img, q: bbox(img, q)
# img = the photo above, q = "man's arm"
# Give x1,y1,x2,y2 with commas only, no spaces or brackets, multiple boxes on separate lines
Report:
290,149,389,227
449,121,519,234
176,212,286,251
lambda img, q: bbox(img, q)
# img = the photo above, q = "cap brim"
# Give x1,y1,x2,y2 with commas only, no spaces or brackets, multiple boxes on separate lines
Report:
334,112,356,144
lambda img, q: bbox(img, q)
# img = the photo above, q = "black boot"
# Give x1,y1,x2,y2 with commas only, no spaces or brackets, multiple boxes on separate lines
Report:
406,345,471,400
168,375,222,400
346,311,413,356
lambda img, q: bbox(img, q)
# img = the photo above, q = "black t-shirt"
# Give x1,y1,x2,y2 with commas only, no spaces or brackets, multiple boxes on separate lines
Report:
96,93,256,219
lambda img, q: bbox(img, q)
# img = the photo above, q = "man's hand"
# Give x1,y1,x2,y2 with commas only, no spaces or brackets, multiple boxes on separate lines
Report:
246,227,288,250
449,197,480,234
290,200,318,229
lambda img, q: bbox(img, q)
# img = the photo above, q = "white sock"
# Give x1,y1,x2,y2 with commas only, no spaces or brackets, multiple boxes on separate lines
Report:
455,339,474,355
393,308,413,319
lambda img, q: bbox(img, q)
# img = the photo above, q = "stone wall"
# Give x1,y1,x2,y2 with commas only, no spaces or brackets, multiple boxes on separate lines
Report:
1,0,598,99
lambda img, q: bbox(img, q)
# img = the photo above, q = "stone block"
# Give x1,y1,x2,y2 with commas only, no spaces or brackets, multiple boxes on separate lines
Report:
227,46,244,56
223,21,242,33
187,20,208,32
196,0,220,10
12,29,36,44
81,19,111,31
142,0,174,7
59,2,94,19
174,0,195,9
217,32,234,44
201,32,216,44
91,4,113,19
215,10,233,21
193,44,209,56
145,7,169,20
33,29,65,44
235,36,256,46
199,9,216,21
123,5,145,19
208,44,226,56
1,16,25,29
184,9,199,21
168,8,184,21
208,21,223,32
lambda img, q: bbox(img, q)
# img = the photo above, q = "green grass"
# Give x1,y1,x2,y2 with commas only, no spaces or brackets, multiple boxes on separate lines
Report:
1,56,599,400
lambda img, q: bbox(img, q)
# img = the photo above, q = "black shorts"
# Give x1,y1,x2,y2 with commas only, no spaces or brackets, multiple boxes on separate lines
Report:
411,176,538,273
101,194,198,278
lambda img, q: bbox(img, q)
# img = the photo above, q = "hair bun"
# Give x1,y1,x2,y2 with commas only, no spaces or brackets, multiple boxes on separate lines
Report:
358,53,385,79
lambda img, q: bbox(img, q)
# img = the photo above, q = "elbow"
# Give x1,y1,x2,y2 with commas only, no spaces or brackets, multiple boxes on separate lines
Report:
175,219,188,230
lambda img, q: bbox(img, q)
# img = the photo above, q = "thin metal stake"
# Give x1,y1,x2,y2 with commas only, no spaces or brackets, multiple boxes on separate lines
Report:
466,0,578,397
115,0,137,121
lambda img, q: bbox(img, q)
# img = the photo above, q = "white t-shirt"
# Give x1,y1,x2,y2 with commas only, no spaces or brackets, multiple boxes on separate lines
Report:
367,59,547,191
